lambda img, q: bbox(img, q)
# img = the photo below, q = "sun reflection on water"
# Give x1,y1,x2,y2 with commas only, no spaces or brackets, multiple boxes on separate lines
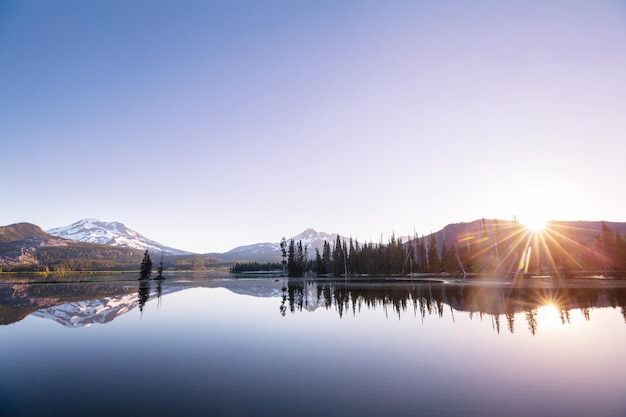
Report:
538,303,566,328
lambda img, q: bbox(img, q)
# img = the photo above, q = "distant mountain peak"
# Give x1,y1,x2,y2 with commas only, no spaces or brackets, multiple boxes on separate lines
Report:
290,228,339,248
47,219,190,255
211,228,345,262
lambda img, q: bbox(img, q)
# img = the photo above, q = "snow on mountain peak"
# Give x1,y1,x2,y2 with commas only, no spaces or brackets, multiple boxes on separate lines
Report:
46,219,190,255
290,228,339,248
219,228,345,262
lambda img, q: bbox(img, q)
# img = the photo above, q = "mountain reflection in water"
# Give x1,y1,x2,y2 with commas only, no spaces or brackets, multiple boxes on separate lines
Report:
1,276,625,334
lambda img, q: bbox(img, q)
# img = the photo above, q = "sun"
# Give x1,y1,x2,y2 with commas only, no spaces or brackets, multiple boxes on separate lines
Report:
517,209,549,233
524,215,548,232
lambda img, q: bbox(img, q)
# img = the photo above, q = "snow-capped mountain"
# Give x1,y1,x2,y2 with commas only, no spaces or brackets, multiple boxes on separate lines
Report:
47,219,190,255
32,292,140,327
209,228,345,262
30,284,185,327
290,228,342,254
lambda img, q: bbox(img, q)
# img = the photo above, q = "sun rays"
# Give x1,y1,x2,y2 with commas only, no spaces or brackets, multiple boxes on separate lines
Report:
451,219,619,331
456,218,613,282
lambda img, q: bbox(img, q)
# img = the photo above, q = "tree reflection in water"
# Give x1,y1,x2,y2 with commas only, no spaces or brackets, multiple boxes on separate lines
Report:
279,278,287,317
281,278,626,335
156,279,163,309
138,280,151,314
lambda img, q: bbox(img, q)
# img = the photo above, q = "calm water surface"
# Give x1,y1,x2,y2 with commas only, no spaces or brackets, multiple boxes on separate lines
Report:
1,274,625,417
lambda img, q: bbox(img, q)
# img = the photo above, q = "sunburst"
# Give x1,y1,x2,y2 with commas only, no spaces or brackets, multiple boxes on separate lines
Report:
458,218,608,280
524,216,548,233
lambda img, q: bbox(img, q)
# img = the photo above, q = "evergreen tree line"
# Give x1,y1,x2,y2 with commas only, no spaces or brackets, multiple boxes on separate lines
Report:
34,245,143,272
280,220,626,278
283,233,456,277
593,221,626,271
230,261,284,272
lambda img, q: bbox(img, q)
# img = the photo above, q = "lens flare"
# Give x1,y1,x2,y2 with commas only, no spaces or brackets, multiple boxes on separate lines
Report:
524,216,548,233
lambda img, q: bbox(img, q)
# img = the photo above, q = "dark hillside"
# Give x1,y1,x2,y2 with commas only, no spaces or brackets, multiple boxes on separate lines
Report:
0,222,144,272
0,222,230,272
0,223,50,242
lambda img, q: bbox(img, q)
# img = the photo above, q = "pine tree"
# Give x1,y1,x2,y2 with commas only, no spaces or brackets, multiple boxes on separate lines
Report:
280,237,287,276
441,239,458,274
139,250,152,280
287,239,296,276
315,248,324,274
322,241,331,275
457,232,471,274
296,240,304,276
332,236,344,276
418,235,427,273
600,221,616,269
428,234,441,273
440,239,450,273
349,238,359,273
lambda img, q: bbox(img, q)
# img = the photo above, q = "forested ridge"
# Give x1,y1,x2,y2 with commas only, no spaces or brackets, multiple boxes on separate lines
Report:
239,220,626,278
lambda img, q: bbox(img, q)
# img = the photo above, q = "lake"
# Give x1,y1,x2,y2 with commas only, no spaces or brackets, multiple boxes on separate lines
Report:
1,273,625,417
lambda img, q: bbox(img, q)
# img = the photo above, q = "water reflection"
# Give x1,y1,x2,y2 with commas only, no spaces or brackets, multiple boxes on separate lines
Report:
0,282,139,327
283,278,626,335
156,279,163,309
3,276,625,417
0,279,179,327
2,276,626,333
279,280,287,317
138,280,151,313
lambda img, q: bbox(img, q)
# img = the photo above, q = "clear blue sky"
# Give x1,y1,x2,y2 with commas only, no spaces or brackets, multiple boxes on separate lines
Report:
2,0,625,253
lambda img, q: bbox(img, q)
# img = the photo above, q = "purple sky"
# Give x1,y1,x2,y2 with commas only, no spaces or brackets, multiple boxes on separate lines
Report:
2,0,625,253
